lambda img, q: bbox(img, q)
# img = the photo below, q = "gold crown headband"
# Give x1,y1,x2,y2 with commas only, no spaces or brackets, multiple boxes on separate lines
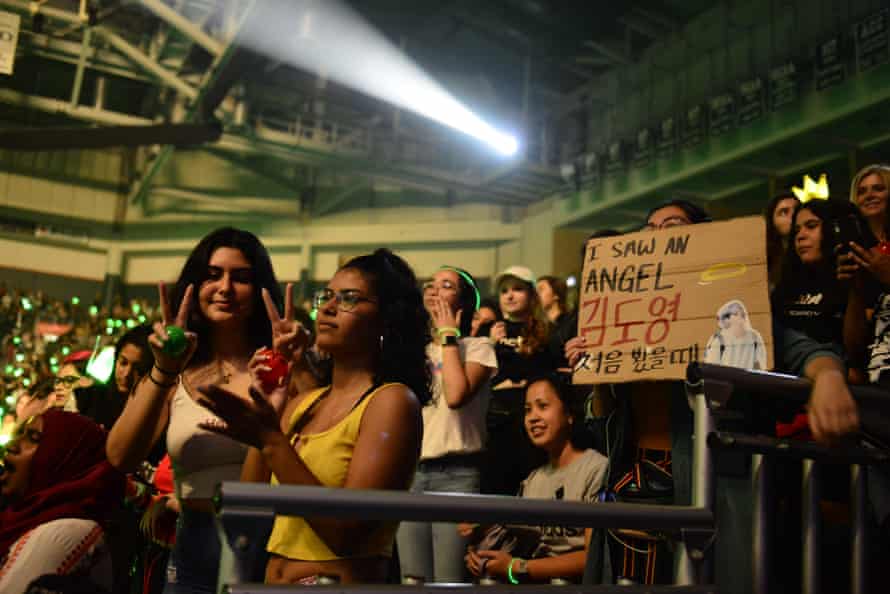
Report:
792,173,829,204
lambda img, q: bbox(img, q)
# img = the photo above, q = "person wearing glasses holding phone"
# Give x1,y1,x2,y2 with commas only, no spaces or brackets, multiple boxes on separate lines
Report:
198,248,430,585
106,227,284,594
395,266,497,583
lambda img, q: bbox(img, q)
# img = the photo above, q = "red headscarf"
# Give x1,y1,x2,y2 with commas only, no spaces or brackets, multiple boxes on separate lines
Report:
0,409,125,556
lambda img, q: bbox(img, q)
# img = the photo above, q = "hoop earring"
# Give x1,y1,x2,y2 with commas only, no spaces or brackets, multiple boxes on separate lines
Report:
379,334,384,350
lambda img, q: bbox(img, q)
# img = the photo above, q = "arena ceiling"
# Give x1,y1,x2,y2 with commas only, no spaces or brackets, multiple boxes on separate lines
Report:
1,0,888,229
0,0,714,221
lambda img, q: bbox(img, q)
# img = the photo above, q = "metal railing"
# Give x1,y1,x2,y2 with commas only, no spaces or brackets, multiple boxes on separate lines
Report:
690,362,890,594
213,363,889,593
215,484,715,593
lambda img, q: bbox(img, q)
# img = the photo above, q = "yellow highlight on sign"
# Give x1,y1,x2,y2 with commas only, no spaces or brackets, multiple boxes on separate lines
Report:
699,262,748,284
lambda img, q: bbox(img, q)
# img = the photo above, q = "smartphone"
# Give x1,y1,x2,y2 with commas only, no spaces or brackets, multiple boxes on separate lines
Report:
833,212,877,254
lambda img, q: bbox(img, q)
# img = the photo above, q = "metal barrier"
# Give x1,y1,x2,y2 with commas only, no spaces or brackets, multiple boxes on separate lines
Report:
213,363,888,593
215,484,714,592
690,362,890,594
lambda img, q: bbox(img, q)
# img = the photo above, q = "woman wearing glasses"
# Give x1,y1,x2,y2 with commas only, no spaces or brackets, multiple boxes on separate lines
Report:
198,248,430,585
106,227,284,594
395,267,497,583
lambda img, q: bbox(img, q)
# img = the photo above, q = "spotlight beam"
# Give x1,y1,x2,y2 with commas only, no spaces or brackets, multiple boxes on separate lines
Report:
239,0,519,157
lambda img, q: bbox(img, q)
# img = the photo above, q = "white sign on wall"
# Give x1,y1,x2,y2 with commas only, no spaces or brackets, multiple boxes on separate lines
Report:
0,11,20,75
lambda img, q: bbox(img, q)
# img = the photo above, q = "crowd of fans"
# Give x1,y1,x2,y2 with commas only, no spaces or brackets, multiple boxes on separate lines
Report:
0,163,888,593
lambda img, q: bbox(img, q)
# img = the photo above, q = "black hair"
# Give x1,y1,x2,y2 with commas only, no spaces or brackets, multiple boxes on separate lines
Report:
764,192,800,286
341,249,432,405
171,227,282,365
773,200,856,309
478,297,501,319
645,199,712,226
438,266,478,337
114,325,154,379
525,372,588,450
537,275,567,306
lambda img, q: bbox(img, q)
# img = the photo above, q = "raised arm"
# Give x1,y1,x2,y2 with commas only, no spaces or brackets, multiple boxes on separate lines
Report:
106,283,196,472
198,382,422,556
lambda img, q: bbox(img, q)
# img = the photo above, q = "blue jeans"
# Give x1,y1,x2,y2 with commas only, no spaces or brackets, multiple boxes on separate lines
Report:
396,457,480,583
163,507,221,594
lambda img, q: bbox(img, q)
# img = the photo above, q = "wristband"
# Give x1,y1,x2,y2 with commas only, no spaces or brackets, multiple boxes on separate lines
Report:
147,372,175,390
507,558,519,585
440,334,459,347
153,364,179,376
435,326,461,337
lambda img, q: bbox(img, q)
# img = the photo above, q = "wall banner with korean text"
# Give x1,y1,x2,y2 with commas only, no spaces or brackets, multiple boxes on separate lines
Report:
573,216,772,384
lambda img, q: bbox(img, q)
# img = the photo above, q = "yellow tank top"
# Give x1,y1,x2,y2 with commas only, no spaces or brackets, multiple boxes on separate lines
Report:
266,383,401,561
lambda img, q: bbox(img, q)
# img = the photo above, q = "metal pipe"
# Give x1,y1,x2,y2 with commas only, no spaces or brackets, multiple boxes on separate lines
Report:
216,483,713,531
801,459,821,594
0,87,152,127
226,586,719,594
707,431,890,466
851,464,867,594
138,0,223,56
688,362,890,407
69,27,93,107
95,27,197,99
676,391,717,585
752,454,772,594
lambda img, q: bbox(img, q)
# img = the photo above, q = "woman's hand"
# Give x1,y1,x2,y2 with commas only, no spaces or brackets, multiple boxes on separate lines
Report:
430,295,461,335
248,349,289,415
263,284,311,365
466,549,511,578
148,282,198,376
564,335,588,368
196,384,282,449
489,321,507,344
847,242,890,286
457,523,477,538
836,247,860,282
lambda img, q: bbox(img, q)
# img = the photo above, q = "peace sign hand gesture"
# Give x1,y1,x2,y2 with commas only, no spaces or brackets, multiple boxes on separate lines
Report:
263,284,311,364
147,281,198,376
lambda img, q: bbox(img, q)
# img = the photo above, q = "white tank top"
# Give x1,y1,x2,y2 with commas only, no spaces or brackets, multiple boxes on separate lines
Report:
166,379,247,500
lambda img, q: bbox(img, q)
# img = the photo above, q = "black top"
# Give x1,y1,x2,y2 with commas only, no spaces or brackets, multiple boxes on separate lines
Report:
489,320,556,387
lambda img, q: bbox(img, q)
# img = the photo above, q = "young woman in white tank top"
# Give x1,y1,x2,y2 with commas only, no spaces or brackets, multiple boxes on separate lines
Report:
105,228,285,594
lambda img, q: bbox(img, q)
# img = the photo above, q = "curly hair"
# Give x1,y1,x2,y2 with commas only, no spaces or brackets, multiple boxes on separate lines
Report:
341,249,432,405
171,227,282,365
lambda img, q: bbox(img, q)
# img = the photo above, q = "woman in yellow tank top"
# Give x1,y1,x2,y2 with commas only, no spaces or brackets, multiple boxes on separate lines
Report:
198,248,432,584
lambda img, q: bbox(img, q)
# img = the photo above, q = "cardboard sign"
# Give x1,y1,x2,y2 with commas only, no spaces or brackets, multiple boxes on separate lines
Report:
573,216,773,384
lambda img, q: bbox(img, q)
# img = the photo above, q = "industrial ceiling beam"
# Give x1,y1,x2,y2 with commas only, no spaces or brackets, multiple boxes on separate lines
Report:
139,0,224,57
582,40,630,65
128,0,258,208
0,0,198,99
0,88,153,127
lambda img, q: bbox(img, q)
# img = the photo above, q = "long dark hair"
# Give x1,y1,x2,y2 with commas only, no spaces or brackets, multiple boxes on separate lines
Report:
342,249,432,405
773,200,852,309
171,227,282,364
765,192,800,286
